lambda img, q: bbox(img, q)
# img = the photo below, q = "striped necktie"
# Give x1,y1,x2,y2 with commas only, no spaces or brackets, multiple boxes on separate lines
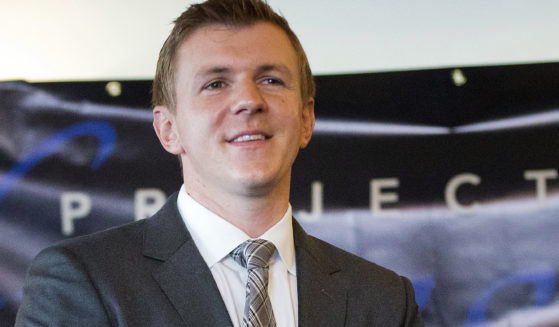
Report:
231,239,277,327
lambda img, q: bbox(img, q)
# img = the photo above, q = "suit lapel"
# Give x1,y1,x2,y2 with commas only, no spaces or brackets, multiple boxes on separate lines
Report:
294,220,347,326
143,193,233,327
140,195,347,326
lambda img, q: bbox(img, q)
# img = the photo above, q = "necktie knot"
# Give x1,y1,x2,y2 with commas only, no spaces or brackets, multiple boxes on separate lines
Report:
231,239,276,270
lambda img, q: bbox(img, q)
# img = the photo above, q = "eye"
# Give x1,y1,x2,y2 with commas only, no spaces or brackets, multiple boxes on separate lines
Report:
205,80,224,89
262,78,284,85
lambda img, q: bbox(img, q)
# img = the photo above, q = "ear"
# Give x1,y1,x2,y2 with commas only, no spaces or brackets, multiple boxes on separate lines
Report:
299,97,315,149
153,105,184,155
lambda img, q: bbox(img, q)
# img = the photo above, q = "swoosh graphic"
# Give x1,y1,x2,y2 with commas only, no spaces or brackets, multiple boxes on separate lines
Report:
0,121,116,202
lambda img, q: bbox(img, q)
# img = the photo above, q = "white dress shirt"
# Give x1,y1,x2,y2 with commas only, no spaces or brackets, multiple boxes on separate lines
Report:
177,185,298,326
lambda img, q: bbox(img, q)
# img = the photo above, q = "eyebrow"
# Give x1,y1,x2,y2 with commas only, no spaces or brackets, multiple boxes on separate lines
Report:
195,66,233,80
195,63,293,80
255,64,292,77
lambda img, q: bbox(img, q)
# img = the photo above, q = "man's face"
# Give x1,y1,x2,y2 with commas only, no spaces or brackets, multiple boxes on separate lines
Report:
155,22,314,199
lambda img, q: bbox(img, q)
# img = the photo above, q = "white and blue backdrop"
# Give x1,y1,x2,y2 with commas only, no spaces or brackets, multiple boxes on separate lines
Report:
1,62,559,326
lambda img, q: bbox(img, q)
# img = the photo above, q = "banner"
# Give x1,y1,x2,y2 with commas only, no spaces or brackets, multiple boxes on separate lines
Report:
1,62,558,326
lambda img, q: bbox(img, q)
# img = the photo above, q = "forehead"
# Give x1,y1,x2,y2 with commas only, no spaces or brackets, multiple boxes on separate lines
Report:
175,22,299,78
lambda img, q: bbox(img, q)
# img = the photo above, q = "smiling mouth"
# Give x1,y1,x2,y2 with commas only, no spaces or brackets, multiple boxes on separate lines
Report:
228,134,271,143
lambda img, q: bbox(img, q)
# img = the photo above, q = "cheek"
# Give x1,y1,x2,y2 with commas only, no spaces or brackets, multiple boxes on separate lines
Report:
191,98,229,130
173,109,200,148
274,96,302,119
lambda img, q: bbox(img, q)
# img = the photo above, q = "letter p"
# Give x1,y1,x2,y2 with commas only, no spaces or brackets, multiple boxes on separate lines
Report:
61,192,92,236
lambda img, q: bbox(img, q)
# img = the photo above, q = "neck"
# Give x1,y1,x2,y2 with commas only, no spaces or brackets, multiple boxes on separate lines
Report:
182,177,291,238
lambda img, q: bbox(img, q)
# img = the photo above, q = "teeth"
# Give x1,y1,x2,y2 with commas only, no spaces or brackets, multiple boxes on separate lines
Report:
232,134,266,142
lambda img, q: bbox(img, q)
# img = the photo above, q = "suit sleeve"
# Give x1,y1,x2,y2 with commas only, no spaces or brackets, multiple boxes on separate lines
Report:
401,276,425,327
15,246,112,327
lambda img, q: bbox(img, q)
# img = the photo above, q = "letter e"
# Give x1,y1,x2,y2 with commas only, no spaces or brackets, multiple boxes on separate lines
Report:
370,178,400,217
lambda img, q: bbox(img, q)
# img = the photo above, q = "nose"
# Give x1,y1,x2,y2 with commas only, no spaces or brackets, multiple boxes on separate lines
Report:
230,79,266,115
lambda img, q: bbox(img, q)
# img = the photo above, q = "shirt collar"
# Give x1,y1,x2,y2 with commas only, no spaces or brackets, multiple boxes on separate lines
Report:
176,185,296,275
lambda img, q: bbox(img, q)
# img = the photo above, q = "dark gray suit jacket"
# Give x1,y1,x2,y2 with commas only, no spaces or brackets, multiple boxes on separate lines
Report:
16,193,424,326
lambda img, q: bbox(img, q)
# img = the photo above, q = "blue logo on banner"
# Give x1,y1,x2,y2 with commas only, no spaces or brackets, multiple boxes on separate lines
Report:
412,276,435,311
0,121,116,202
465,269,556,326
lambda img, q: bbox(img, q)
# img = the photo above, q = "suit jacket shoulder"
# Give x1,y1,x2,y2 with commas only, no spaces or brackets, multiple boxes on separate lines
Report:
16,193,232,327
293,220,424,327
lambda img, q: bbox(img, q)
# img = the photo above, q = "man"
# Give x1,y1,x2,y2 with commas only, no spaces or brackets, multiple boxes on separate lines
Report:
16,0,424,326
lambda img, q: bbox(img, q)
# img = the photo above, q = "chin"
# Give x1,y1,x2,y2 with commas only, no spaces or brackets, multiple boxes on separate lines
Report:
232,170,281,192
236,173,273,188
